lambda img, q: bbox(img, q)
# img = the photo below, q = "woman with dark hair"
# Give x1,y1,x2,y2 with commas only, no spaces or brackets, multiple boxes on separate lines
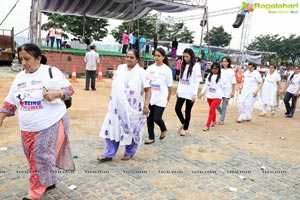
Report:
0,43,75,200
283,65,300,118
145,48,173,144
216,56,236,125
175,48,202,136
98,49,151,161
257,64,281,116
200,62,226,131
237,62,262,123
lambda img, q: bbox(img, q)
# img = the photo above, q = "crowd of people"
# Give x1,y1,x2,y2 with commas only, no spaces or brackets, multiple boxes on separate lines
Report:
0,43,299,199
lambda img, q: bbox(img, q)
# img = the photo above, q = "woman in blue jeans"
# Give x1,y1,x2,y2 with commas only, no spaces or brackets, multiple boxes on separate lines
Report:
217,56,236,125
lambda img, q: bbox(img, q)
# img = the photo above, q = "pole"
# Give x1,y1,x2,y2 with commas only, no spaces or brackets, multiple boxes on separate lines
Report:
199,0,207,58
82,14,86,39
206,7,210,61
38,0,42,47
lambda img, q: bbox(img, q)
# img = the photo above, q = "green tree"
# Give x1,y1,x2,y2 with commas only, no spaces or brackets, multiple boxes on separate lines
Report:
41,13,109,41
111,14,157,43
204,26,232,47
247,34,300,64
111,14,194,44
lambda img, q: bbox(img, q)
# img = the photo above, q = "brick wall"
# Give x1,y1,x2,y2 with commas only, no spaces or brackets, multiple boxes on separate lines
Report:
43,51,176,75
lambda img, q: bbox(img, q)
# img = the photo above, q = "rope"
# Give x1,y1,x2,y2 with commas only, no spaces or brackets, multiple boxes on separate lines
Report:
0,0,20,26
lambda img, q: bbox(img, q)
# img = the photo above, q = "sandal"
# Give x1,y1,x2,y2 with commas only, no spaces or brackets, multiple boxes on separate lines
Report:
177,125,184,133
211,122,216,127
46,184,56,191
271,110,275,115
159,130,167,140
202,127,209,131
144,140,155,145
258,113,266,116
97,157,113,162
217,121,224,125
179,129,187,136
236,120,243,123
121,155,133,161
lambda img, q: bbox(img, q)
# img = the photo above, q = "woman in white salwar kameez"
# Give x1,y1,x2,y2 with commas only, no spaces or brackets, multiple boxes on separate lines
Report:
258,65,281,116
98,50,151,162
237,63,262,123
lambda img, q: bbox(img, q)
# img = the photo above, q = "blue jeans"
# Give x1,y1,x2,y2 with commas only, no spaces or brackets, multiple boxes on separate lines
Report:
49,37,55,48
56,39,62,50
217,97,228,122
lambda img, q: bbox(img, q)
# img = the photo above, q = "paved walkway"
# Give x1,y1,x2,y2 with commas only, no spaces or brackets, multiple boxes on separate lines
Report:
0,129,299,200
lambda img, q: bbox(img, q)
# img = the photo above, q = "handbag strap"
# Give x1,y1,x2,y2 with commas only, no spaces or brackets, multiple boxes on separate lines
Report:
48,67,53,79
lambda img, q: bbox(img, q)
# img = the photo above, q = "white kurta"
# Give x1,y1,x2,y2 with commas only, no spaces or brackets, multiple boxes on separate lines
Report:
238,70,262,120
261,72,281,106
100,64,149,145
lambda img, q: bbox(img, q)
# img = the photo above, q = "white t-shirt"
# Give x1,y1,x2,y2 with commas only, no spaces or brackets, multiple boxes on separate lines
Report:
201,74,226,99
221,68,237,98
84,50,100,70
55,28,63,39
49,27,55,37
146,64,173,107
177,63,202,100
5,65,70,132
287,73,300,94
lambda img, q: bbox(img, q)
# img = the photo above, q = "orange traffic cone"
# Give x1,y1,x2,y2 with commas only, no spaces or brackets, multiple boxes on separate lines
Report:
70,65,79,83
112,64,117,80
97,65,105,82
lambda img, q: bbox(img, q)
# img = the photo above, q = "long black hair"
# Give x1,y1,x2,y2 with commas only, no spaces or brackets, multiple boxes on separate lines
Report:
221,56,232,68
208,62,221,83
180,48,196,79
155,47,169,66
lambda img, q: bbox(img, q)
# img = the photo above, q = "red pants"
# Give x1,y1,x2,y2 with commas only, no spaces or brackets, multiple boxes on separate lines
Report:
206,98,221,128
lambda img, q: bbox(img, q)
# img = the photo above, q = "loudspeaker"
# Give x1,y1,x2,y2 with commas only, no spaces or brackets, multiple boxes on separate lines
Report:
176,23,183,29
200,20,207,27
232,14,245,28
157,24,164,33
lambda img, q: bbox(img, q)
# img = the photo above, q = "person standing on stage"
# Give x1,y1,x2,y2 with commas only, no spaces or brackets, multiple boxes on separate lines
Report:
175,48,202,136
145,48,173,144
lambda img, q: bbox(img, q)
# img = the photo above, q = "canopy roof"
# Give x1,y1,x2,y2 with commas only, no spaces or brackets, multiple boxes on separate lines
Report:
41,0,204,20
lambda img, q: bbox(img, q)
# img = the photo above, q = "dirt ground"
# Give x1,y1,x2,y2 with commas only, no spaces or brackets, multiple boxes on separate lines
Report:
0,70,300,164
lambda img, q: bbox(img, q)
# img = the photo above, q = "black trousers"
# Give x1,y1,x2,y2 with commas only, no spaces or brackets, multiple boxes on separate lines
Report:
147,104,167,140
283,91,299,116
85,70,96,90
175,97,194,130
122,44,128,54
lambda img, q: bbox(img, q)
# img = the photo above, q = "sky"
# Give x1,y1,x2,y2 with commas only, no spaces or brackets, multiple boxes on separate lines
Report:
0,0,299,49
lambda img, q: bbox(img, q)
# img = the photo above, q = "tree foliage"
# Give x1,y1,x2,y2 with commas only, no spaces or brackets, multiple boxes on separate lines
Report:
248,34,300,64
204,26,232,47
111,14,194,43
41,13,109,41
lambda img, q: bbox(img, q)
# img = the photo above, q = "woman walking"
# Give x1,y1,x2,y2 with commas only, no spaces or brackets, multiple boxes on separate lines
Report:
200,62,226,131
258,65,281,116
216,56,236,125
283,65,300,118
145,48,173,144
175,48,202,136
98,50,151,162
0,43,75,200
237,62,262,123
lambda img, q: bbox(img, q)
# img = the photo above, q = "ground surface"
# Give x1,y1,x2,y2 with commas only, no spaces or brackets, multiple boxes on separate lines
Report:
0,68,299,200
